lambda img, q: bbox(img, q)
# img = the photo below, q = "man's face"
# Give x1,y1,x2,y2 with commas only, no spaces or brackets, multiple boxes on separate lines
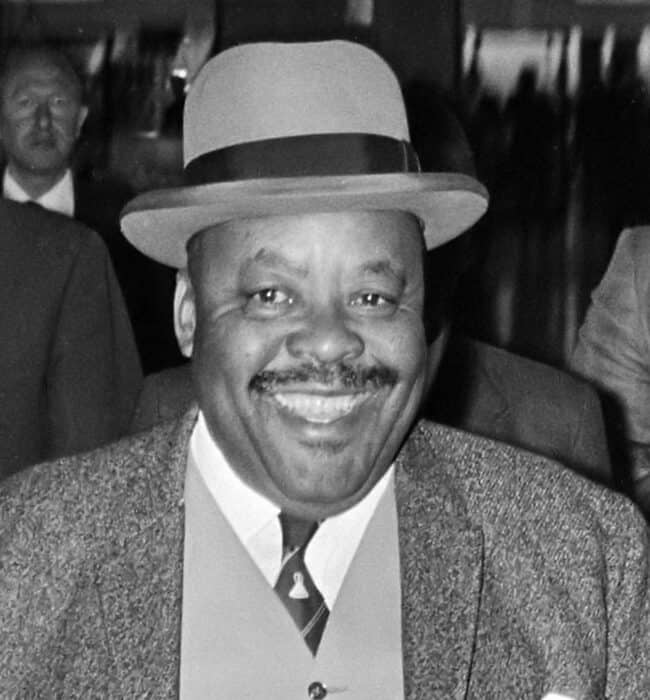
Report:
0,55,87,177
177,210,429,519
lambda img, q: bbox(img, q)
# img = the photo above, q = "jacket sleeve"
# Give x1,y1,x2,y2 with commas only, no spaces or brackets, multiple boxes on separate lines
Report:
572,228,650,466
46,231,143,458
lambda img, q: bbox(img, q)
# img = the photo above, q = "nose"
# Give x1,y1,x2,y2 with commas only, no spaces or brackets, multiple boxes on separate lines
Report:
35,102,52,128
286,306,364,365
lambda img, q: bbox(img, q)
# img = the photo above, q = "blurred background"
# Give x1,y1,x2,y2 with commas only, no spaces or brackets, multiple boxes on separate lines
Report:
3,0,650,370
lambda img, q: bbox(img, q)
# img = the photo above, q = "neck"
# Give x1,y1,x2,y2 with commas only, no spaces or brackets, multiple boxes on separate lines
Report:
7,163,67,200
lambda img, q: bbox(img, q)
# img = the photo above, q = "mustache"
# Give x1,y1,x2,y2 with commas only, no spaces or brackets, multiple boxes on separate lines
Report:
249,362,398,393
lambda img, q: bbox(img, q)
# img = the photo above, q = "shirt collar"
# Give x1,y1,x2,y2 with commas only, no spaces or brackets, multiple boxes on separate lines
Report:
190,411,279,543
3,168,75,217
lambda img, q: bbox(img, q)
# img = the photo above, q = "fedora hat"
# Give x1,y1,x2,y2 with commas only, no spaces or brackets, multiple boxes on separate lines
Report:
121,40,488,268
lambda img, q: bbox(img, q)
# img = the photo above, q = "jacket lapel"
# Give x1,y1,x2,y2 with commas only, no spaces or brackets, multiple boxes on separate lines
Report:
397,423,484,700
93,409,197,697
93,411,483,697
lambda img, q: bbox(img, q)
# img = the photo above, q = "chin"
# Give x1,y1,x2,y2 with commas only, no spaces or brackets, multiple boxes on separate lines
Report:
270,455,385,514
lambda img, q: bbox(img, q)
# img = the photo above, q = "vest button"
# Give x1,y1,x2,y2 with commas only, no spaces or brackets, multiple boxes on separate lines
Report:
308,680,327,699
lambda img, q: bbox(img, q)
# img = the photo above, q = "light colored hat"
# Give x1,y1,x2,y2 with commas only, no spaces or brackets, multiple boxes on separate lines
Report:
121,40,488,268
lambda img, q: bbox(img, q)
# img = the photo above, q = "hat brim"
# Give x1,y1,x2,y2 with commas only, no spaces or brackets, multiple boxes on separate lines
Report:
121,172,488,268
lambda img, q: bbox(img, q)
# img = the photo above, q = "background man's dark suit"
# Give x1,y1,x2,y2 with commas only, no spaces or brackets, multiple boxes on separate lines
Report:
131,336,611,485
0,198,142,478
424,334,612,484
74,172,182,373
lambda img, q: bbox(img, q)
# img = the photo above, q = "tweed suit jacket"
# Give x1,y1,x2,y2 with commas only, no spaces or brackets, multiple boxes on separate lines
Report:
1,409,649,698
0,198,142,479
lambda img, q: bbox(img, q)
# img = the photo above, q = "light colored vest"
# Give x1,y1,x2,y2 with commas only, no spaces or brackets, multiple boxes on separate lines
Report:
180,455,404,699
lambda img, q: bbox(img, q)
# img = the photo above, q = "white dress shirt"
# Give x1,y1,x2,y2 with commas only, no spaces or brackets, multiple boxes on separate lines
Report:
190,411,393,609
3,168,75,218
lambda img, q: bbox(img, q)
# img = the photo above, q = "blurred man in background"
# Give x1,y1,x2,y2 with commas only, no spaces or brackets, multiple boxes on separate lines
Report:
0,44,181,373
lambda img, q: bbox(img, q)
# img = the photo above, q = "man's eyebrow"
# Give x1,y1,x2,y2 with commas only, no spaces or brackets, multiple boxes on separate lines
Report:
242,248,309,278
357,260,406,285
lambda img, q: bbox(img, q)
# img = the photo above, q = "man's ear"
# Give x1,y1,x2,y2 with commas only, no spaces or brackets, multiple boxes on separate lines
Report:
174,269,196,358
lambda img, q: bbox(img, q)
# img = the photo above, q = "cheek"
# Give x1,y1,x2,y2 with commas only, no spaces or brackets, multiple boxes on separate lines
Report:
55,119,79,139
16,121,36,138
376,315,428,378
3,119,24,136
194,313,285,387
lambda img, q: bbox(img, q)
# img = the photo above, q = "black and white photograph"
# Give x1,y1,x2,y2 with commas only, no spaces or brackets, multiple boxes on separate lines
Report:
0,1,648,697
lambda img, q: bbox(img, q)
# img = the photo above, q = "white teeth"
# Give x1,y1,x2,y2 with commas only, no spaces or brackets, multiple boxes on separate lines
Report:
273,392,366,423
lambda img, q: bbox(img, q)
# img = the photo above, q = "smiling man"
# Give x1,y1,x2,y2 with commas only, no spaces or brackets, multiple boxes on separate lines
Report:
1,41,649,699
176,210,428,520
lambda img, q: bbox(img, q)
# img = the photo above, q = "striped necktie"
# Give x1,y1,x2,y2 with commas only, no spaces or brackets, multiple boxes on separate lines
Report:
274,512,329,655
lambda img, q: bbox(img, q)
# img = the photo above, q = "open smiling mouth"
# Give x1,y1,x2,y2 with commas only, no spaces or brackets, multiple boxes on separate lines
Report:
271,391,371,424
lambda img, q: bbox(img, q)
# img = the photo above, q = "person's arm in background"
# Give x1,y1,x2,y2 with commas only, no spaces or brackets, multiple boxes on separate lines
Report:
572,227,650,514
46,231,143,458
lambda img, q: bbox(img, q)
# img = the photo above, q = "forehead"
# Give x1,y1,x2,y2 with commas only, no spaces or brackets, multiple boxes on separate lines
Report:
2,54,80,97
189,210,424,273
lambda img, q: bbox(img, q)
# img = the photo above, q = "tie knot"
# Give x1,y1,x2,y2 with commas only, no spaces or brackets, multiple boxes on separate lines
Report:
279,512,319,554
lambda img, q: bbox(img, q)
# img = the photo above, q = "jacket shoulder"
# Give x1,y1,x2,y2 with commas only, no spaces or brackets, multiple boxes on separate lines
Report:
402,420,642,537
617,225,650,260
0,413,193,561
619,226,650,297
471,338,595,407
0,198,105,261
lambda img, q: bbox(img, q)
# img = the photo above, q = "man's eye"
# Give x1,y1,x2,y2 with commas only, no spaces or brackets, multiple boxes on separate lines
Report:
350,292,393,308
51,94,74,107
245,288,295,316
253,288,290,305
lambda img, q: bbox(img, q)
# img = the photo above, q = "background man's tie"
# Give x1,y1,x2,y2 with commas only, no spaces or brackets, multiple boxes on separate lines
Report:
274,512,329,655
